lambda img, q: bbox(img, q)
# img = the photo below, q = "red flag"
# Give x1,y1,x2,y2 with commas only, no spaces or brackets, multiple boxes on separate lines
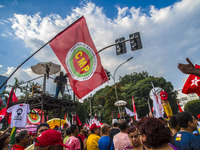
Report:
76,114,82,126
177,101,183,112
132,96,138,120
182,64,200,96
0,108,7,122
118,113,120,118
49,16,108,99
7,88,18,109
6,88,19,124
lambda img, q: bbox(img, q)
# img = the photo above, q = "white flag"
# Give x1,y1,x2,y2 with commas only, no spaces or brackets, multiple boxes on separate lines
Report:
125,107,136,117
152,88,164,118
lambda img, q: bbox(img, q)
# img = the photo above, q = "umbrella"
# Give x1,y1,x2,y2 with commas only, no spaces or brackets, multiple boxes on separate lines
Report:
114,100,127,106
31,62,61,76
31,62,61,93
47,118,66,129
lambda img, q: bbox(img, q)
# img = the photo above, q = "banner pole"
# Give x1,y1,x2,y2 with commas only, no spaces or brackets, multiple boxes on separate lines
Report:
0,16,84,90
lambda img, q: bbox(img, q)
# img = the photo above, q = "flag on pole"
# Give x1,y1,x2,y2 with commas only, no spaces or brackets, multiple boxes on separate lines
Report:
76,114,82,126
49,16,108,99
125,107,135,117
182,64,200,96
177,101,183,112
6,88,19,124
10,127,17,145
7,88,18,109
151,84,164,118
132,96,138,120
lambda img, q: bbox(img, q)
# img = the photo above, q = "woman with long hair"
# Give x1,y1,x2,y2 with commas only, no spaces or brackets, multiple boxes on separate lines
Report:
136,117,178,150
0,133,11,150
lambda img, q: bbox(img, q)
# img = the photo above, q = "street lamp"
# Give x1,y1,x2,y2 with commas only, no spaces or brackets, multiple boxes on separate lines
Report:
111,57,133,118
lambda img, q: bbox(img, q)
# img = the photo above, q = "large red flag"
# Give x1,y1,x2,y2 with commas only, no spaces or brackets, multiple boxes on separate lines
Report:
49,16,108,99
132,96,138,120
182,64,200,96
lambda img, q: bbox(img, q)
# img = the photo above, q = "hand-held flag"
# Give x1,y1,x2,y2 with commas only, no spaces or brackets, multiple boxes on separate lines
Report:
182,64,200,96
49,16,108,99
132,96,138,120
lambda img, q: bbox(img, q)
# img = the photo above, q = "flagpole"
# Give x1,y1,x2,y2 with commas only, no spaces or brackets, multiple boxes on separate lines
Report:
0,16,84,90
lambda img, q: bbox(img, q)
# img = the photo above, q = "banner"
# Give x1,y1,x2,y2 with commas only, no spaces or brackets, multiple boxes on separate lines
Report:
182,64,200,96
27,109,44,125
151,86,164,118
49,16,108,99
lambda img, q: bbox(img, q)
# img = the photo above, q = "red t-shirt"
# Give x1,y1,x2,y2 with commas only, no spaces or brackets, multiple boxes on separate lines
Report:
12,144,25,150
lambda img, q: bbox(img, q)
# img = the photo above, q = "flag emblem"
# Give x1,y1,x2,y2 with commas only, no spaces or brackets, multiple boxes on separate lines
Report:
66,42,97,81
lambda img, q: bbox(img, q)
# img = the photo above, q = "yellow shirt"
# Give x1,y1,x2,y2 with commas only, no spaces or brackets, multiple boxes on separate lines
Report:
86,134,100,150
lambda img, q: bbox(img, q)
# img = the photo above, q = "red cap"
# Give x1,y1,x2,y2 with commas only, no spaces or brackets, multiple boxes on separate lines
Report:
197,114,200,119
35,129,70,148
90,123,100,131
160,91,168,100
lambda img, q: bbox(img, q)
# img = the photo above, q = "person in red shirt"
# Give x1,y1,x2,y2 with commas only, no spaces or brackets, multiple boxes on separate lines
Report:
12,130,30,150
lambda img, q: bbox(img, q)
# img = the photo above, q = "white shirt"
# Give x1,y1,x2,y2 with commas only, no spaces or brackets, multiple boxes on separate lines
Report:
7,104,30,128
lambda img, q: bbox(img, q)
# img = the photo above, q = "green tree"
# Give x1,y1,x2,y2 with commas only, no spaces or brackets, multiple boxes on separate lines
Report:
76,71,178,123
184,99,200,117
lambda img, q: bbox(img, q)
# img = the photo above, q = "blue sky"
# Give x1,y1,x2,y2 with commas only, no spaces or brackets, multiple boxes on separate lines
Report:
0,0,200,97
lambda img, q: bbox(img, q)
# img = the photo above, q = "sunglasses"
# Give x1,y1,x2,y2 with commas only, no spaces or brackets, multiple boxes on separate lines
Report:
129,133,142,139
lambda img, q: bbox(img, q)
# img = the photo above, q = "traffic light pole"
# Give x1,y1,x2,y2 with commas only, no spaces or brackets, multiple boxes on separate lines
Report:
98,38,131,53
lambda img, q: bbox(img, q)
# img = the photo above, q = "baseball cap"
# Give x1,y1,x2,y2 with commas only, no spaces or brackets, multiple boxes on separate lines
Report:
160,91,168,100
36,122,50,134
35,129,70,148
112,119,118,125
90,123,100,131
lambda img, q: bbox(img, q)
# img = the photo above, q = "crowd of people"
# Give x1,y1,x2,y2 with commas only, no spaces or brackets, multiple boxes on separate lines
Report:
1,110,200,150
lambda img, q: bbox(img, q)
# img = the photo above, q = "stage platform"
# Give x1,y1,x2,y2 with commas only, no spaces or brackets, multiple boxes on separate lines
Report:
13,94,77,112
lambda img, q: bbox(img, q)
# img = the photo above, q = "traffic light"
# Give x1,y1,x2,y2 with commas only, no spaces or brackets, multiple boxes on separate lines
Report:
105,69,111,80
129,32,142,51
115,37,127,55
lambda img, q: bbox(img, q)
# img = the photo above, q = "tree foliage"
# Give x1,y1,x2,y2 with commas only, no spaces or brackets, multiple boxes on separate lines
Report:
77,71,178,123
184,99,200,117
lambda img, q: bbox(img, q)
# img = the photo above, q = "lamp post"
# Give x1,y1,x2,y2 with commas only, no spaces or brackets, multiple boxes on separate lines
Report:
111,57,133,118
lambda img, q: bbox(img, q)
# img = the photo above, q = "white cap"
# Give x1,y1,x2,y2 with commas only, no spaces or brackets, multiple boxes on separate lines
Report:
112,119,118,125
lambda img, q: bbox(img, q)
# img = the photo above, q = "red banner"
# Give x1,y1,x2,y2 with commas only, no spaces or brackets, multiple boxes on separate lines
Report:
49,16,108,99
182,64,200,96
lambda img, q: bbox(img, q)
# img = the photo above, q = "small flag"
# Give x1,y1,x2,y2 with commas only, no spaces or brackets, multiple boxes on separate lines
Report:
76,114,82,126
125,107,136,117
6,88,19,124
49,16,108,99
177,101,183,112
132,96,138,120
10,127,17,145
0,108,7,122
182,64,200,96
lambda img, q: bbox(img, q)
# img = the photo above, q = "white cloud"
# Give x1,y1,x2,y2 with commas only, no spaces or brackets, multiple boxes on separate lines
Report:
7,0,200,92
0,5,4,8
0,65,2,68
